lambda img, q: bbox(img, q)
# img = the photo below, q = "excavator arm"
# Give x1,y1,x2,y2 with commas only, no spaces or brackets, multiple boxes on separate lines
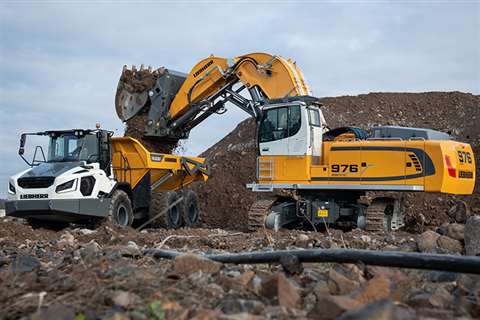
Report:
115,53,311,141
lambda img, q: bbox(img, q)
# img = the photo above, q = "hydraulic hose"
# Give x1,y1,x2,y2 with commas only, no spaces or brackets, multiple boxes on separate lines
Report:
143,248,480,275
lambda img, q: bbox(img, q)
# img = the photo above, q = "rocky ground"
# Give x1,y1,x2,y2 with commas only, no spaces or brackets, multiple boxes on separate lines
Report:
1,214,479,320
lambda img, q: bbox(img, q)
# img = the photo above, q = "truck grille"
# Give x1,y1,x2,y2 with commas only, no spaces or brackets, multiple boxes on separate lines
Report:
18,177,55,189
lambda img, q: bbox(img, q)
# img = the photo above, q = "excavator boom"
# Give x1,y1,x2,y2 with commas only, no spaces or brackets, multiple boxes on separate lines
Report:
115,53,311,141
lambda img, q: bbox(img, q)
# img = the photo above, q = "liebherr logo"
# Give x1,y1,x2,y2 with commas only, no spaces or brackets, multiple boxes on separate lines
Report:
20,194,48,199
193,60,214,78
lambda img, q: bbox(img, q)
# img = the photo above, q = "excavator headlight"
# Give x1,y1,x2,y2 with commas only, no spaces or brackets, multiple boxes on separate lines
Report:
8,182,16,194
56,179,77,193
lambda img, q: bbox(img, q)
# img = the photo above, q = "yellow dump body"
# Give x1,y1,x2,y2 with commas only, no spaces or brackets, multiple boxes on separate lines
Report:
111,137,208,192
257,139,475,194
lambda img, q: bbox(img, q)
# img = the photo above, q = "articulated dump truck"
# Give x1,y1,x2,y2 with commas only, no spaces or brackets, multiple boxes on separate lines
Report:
6,128,208,228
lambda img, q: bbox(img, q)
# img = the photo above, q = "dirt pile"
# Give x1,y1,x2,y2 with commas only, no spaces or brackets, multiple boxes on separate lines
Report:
1,217,479,319
193,91,479,231
191,119,260,229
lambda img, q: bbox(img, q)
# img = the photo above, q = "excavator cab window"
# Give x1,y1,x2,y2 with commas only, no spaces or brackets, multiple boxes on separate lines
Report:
259,105,301,143
308,108,321,127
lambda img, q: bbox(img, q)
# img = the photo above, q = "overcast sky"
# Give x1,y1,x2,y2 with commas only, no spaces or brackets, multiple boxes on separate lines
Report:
0,1,479,196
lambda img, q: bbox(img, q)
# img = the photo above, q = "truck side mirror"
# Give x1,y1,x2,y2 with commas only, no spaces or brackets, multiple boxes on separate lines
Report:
19,134,26,155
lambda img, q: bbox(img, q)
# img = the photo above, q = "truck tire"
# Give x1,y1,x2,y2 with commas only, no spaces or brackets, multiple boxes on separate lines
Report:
108,189,134,227
149,191,184,229
182,190,200,227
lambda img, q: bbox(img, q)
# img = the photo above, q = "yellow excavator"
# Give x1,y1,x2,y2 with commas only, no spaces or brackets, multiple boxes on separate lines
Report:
116,52,476,232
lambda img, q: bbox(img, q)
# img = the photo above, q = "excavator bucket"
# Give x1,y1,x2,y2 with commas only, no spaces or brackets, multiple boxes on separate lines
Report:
115,65,161,121
115,65,187,139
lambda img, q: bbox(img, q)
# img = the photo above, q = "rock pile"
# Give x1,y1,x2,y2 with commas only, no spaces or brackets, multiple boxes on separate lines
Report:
1,216,479,319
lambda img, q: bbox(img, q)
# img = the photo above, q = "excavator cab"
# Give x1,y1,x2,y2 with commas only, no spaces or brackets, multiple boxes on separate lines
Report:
257,97,325,158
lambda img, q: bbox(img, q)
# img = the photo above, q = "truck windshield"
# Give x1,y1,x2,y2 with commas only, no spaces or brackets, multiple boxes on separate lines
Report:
47,134,98,162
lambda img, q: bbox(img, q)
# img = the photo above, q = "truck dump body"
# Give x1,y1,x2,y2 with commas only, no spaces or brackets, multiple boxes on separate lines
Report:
111,136,209,192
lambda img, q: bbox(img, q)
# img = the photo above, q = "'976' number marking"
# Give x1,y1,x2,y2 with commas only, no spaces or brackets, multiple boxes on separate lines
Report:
331,164,358,173
457,151,472,164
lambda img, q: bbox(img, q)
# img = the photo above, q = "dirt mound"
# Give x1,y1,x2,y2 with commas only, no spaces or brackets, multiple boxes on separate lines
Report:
193,91,480,231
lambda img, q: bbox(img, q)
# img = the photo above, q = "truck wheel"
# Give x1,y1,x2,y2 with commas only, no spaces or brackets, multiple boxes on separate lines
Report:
108,190,134,227
182,190,200,227
149,191,184,229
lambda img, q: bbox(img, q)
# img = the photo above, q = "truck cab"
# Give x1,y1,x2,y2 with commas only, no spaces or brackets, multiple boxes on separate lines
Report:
6,129,116,225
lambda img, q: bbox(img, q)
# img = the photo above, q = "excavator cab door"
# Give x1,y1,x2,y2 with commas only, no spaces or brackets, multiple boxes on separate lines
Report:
307,106,323,164
258,106,290,156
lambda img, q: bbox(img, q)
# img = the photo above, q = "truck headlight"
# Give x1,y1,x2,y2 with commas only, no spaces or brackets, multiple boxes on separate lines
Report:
56,179,76,193
8,182,15,194
80,176,95,196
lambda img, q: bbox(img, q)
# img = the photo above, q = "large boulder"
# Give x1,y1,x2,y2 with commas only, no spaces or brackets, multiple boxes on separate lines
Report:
328,269,360,295
445,223,465,241
416,230,440,252
465,215,480,256
277,273,301,309
416,229,463,254
436,235,463,254
174,253,223,275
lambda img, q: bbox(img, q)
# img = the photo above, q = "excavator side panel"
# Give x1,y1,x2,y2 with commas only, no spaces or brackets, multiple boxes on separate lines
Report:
254,140,475,195
424,140,475,194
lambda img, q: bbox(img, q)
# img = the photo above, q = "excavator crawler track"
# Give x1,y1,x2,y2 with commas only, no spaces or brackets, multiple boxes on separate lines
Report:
365,199,389,232
247,198,277,232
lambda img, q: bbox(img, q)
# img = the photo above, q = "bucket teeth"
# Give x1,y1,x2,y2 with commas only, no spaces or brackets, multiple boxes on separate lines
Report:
140,64,145,71
148,65,152,72
132,65,137,72
156,67,165,75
